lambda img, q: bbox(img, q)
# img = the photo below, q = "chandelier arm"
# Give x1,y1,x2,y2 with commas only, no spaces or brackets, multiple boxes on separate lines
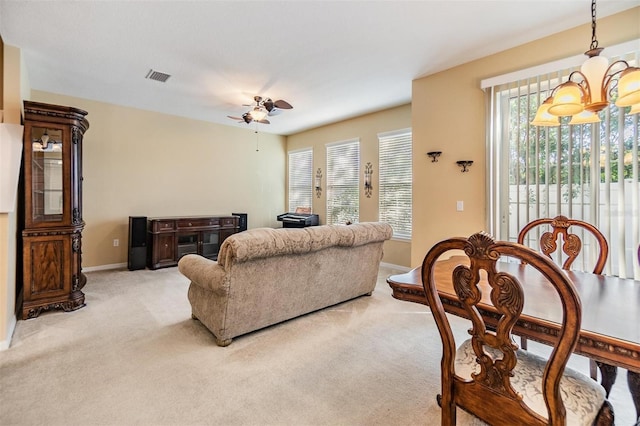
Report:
601,60,632,92
564,60,631,106
567,70,585,83
566,70,589,94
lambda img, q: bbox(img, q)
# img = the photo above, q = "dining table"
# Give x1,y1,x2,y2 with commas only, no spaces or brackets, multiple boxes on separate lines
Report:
386,256,640,421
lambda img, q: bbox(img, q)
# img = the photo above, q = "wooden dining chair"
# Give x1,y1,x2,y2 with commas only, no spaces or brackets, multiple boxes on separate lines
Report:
517,214,610,384
422,232,613,425
516,215,609,275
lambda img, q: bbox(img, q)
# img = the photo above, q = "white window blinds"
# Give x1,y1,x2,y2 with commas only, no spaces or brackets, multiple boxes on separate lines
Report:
287,148,313,213
326,139,360,225
486,49,640,279
378,129,412,239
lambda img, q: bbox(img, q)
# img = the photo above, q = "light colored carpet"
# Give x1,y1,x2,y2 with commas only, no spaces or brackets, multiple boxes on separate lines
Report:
0,265,635,425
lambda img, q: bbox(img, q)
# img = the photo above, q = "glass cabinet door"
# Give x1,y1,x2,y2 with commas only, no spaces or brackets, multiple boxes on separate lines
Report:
177,233,199,259
200,231,219,259
30,127,64,223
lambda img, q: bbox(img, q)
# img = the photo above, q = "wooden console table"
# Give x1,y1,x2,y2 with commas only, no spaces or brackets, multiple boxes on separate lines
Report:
147,215,239,269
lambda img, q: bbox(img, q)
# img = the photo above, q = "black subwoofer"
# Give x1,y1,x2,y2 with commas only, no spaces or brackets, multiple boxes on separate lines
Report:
232,213,248,232
128,216,147,270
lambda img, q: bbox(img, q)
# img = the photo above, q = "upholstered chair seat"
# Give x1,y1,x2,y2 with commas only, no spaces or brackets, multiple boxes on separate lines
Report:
455,340,606,426
421,232,613,425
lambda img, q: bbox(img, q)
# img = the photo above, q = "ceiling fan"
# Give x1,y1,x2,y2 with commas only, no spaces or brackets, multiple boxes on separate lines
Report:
227,95,293,125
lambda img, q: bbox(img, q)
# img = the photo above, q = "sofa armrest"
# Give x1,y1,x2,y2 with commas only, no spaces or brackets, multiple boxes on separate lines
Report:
177,254,228,295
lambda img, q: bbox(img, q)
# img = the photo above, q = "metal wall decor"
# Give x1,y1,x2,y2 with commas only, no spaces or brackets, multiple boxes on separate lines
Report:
456,160,474,172
427,151,442,162
364,162,373,198
315,168,322,198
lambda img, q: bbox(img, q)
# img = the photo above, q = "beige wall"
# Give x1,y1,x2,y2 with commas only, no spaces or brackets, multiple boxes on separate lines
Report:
30,91,287,268
1,42,27,349
287,104,412,267
411,7,640,267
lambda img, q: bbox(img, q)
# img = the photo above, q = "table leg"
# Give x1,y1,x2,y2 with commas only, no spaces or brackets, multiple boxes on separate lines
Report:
596,362,617,397
628,370,640,425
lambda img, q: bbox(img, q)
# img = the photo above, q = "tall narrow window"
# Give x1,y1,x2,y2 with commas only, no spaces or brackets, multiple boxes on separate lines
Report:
326,139,360,225
486,47,640,279
379,129,412,239
287,148,313,213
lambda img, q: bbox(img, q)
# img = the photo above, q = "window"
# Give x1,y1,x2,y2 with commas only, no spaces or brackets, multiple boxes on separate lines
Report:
378,129,412,239
326,139,359,225
486,47,640,279
287,148,313,213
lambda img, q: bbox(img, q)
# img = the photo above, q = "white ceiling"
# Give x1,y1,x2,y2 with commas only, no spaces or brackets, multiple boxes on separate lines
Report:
1,0,638,135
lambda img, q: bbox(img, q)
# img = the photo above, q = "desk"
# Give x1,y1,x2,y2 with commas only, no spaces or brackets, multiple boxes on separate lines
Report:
387,257,640,418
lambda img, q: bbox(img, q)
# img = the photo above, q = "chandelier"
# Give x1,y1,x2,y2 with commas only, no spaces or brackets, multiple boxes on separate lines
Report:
531,0,640,126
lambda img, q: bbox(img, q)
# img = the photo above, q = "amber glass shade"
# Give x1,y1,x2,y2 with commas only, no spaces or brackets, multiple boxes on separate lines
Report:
548,82,585,116
531,99,560,127
569,110,601,125
615,68,640,108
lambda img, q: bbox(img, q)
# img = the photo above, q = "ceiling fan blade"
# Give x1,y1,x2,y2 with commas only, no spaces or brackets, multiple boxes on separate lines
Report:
227,115,244,121
274,99,293,109
256,119,270,124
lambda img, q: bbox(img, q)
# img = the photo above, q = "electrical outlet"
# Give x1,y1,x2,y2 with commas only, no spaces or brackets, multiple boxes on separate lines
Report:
456,201,464,212
113,239,119,247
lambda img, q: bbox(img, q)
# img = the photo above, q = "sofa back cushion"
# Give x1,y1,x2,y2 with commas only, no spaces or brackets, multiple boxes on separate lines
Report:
217,222,392,268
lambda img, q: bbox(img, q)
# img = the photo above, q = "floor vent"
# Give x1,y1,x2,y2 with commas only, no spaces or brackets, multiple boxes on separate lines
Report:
145,69,171,83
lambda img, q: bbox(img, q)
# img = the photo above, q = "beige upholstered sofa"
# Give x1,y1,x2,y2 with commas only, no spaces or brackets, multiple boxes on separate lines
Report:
178,222,393,346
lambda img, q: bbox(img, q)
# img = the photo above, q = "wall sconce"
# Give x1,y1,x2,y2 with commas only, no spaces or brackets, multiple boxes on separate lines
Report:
427,151,442,162
456,160,473,172
364,162,373,198
315,168,322,198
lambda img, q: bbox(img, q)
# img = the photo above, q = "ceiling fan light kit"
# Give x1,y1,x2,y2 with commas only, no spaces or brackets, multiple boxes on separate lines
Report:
228,95,293,125
531,0,640,127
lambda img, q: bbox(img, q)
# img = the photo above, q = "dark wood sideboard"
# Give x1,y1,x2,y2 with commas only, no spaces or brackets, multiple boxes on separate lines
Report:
146,215,239,269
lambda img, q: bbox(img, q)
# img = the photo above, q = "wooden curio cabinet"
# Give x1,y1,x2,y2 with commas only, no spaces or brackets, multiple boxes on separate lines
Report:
20,101,89,319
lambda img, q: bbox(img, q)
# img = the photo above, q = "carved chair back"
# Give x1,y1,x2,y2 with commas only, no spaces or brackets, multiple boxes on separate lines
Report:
517,215,608,274
421,232,608,425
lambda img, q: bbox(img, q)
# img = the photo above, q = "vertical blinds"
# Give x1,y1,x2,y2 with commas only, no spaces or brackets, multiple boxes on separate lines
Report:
378,130,412,239
326,139,360,225
487,49,640,279
287,148,313,213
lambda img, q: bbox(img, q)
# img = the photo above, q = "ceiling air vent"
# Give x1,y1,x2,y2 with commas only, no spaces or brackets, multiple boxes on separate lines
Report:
145,69,171,83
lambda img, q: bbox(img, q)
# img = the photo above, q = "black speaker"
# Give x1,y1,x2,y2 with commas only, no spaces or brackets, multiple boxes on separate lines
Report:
128,216,147,270
232,213,248,232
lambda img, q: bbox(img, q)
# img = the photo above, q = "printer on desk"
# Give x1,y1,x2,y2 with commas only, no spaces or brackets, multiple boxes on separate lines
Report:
277,207,319,228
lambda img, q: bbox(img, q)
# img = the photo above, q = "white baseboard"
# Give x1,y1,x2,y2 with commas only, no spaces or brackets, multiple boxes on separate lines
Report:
83,262,127,272
379,262,411,272
0,314,17,351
